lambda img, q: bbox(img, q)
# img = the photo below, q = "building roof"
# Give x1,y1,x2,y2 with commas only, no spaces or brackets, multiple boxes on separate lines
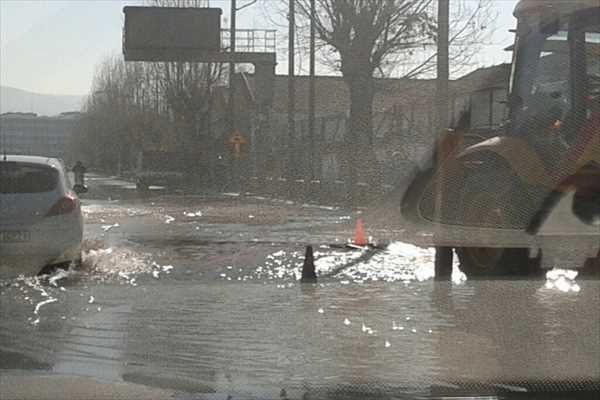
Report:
453,63,511,93
1,111,81,120
514,0,599,17
0,112,38,118
233,63,510,115
240,74,439,115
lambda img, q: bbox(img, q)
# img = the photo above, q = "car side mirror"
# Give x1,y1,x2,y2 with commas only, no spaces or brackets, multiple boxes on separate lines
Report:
73,184,88,195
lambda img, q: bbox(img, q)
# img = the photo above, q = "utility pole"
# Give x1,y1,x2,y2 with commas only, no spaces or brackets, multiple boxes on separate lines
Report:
288,0,296,179
207,65,215,186
308,0,316,181
436,0,449,133
228,0,236,136
434,0,452,280
228,0,237,188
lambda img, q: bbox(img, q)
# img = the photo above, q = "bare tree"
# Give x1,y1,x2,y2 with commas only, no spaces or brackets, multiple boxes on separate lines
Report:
75,57,148,171
74,0,226,174
75,52,224,173
286,0,494,189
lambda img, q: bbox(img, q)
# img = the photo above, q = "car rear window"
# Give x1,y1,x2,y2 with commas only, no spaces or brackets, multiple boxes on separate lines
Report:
0,162,59,193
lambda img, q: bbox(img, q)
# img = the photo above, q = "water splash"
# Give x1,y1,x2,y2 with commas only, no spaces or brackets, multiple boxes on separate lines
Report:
34,298,57,314
82,246,158,283
249,241,467,284
101,223,120,232
48,269,76,287
2,275,65,324
329,242,435,283
544,269,580,293
361,322,375,335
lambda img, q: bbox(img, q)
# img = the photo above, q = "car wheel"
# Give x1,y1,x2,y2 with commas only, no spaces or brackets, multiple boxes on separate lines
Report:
38,255,82,276
71,255,82,270
38,261,70,276
455,164,531,277
580,249,600,277
456,247,531,277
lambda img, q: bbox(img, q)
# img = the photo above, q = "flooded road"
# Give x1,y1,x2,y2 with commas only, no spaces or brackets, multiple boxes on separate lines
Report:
1,174,599,398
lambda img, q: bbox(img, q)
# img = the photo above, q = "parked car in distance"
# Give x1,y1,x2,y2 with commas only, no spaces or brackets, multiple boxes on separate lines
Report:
0,155,84,278
134,150,185,191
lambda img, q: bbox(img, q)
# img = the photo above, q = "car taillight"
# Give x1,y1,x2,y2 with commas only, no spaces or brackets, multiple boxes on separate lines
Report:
46,195,78,217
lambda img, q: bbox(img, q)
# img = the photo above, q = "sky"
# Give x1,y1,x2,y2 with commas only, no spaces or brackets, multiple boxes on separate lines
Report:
0,0,519,96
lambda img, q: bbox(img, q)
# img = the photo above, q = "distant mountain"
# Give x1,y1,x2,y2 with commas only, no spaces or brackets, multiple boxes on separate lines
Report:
0,86,85,116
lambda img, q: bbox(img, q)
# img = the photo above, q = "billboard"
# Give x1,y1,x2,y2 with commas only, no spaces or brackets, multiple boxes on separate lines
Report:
123,6,221,61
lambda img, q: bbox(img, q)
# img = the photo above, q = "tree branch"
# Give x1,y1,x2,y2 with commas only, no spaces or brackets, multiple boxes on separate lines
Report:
236,0,258,12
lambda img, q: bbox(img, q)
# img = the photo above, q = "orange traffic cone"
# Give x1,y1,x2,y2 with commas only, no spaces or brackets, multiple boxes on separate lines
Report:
353,218,368,246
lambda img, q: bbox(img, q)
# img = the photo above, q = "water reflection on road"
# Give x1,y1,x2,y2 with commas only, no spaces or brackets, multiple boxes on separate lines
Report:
1,175,598,396
1,278,600,394
3,276,598,395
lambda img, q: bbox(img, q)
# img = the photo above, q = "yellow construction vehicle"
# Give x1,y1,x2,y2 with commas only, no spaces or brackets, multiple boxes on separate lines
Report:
402,0,600,276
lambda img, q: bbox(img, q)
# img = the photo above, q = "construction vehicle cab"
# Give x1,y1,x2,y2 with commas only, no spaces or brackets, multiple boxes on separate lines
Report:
401,0,600,277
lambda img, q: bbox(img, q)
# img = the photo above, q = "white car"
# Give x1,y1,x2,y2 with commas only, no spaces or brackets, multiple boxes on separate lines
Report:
0,155,83,278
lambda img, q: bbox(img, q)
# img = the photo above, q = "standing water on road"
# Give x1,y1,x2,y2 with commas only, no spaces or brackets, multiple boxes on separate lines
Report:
1,175,598,397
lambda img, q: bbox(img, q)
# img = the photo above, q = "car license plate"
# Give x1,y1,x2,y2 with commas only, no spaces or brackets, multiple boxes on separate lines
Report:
0,231,31,243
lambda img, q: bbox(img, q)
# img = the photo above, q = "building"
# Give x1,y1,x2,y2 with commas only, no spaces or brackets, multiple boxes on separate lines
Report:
0,111,80,159
210,63,510,186
453,63,511,130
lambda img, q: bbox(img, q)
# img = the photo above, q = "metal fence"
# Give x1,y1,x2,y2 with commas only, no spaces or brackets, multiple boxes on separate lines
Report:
221,29,276,53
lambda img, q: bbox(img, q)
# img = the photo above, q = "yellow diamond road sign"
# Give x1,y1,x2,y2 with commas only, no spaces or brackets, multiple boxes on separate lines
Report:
228,130,248,158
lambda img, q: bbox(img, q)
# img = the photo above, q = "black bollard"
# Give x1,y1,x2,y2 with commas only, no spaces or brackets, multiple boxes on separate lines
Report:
301,245,317,283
